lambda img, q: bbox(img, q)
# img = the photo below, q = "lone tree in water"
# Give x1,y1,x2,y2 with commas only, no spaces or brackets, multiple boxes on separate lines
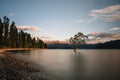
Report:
69,32,88,52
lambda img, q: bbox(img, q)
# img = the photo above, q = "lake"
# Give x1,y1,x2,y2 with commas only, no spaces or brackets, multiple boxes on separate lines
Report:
11,49,120,80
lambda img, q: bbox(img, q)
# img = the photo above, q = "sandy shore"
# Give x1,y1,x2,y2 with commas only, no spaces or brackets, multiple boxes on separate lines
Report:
0,49,52,80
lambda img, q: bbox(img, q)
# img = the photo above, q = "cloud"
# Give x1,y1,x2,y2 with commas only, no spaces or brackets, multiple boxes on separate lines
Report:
88,32,112,38
88,32,120,39
8,13,15,17
109,27,120,31
17,26,39,31
90,5,120,15
44,40,70,44
77,4,120,24
32,33,56,40
76,17,97,24
38,34,54,40
89,4,120,22
32,34,70,44
87,32,120,44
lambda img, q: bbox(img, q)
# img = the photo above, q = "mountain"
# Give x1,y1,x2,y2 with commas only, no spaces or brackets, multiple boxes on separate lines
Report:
47,40,120,49
47,44,75,49
95,40,120,49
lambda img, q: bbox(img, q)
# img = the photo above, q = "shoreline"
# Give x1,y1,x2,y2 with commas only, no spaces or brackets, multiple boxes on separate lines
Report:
0,50,52,80
0,48,46,51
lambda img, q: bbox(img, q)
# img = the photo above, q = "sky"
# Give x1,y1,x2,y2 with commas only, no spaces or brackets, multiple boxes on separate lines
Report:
0,0,120,44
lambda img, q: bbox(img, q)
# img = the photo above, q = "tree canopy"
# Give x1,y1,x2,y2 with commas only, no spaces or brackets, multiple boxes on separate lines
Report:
0,16,46,48
69,32,88,49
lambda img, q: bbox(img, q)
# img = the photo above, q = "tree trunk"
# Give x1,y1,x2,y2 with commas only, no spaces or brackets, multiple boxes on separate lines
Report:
74,48,76,52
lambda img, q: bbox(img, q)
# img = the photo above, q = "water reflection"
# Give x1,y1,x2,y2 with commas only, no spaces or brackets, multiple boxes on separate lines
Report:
12,49,120,80
9,50,31,54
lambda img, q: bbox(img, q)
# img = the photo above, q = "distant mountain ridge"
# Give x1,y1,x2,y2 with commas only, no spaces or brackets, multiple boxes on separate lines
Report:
47,40,120,49
95,40,120,49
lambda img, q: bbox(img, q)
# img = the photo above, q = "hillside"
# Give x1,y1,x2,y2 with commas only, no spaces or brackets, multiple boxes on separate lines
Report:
95,40,120,49
47,40,120,49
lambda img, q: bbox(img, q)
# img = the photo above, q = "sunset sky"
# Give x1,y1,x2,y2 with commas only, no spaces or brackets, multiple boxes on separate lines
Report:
0,0,120,44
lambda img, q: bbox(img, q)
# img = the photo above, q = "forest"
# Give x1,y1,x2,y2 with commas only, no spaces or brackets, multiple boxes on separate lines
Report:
0,16,46,48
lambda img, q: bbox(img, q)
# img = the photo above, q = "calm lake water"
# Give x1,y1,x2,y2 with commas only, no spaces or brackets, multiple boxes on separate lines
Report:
11,49,120,80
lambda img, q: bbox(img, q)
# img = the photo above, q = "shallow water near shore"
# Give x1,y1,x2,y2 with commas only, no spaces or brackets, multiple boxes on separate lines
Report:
10,49,120,80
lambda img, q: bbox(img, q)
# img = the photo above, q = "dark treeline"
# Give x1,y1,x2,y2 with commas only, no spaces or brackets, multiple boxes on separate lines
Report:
0,16,46,48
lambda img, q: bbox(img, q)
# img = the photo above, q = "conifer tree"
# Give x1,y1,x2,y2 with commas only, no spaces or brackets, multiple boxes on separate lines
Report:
3,16,9,47
0,19,3,47
0,16,47,48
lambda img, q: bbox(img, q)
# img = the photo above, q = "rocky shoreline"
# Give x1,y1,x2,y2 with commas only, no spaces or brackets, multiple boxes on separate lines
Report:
0,51,52,80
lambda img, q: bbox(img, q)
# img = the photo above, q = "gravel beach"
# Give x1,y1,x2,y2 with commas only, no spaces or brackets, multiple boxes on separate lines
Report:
0,50,52,80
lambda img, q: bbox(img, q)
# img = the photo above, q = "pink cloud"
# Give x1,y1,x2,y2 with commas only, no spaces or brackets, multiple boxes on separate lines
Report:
17,26,39,31
44,40,70,44
109,27,120,31
38,34,54,40
87,32,120,44
35,34,70,44
90,5,120,15
90,4,120,22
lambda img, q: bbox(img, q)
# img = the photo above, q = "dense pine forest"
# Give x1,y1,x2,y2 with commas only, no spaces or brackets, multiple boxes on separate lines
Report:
0,16,46,48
